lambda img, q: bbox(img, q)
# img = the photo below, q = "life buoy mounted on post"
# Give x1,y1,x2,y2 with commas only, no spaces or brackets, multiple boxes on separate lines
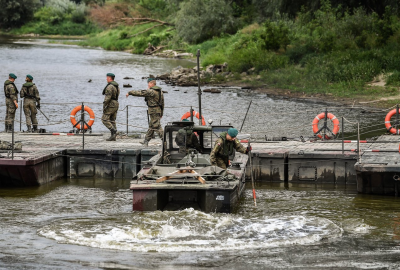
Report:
312,112,340,139
70,105,95,130
181,110,206,126
385,109,400,134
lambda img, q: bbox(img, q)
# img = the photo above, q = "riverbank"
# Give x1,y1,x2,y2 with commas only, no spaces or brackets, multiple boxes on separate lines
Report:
3,31,400,109
152,65,400,109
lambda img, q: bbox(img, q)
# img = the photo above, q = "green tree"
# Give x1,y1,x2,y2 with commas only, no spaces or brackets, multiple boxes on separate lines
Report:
0,0,40,28
175,0,237,43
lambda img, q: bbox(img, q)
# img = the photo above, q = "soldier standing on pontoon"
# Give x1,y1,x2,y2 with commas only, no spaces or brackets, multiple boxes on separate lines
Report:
126,78,164,146
20,74,40,132
4,73,19,133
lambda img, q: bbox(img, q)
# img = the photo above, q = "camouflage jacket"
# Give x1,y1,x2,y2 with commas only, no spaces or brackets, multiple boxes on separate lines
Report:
210,132,247,164
102,81,120,109
128,86,164,116
175,129,202,152
20,82,40,103
4,80,18,102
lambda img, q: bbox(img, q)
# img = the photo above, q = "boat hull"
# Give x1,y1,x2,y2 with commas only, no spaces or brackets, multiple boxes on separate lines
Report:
132,183,245,213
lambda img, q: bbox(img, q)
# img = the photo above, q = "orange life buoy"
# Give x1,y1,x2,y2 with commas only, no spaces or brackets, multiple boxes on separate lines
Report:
181,110,206,126
70,105,95,130
312,112,340,139
385,109,400,134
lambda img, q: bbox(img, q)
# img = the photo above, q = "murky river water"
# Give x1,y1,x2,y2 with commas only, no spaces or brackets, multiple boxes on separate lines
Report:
1,35,400,269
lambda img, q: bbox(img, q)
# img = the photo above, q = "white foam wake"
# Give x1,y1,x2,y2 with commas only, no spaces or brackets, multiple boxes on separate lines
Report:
38,208,342,252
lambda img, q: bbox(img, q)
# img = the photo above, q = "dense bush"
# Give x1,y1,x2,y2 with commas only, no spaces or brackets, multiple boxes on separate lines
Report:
0,0,41,28
387,71,400,86
175,0,237,43
10,0,98,35
227,42,288,73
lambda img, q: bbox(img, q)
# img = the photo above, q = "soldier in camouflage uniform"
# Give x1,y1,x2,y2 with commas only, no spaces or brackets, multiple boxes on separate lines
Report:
210,128,250,169
4,73,19,133
20,74,40,132
175,126,202,154
126,78,164,146
102,73,120,141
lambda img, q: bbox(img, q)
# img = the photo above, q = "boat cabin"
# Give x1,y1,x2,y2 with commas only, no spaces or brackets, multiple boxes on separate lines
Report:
160,121,234,165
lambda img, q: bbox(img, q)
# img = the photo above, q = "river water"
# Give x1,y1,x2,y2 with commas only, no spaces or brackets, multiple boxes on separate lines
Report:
1,36,400,269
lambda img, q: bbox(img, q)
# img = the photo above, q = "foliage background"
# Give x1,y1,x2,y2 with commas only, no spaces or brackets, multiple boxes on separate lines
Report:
2,0,400,98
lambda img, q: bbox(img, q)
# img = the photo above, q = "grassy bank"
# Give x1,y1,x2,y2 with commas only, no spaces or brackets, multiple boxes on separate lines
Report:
10,21,99,36
79,23,173,53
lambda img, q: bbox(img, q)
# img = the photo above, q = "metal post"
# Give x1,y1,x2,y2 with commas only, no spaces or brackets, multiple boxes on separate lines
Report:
341,117,344,154
322,108,328,141
358,123,360,161
396,104,399,130
196,49,202,126
81,102,85,150
11,120,14,160
190,106,194,122
248,138,257,207
19,100,22,131
126,106,129,135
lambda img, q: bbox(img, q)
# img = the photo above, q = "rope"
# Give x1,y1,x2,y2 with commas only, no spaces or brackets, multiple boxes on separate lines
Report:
342,117,358,125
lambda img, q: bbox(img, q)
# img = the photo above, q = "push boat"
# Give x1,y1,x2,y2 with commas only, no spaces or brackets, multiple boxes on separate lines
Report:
130,121,249,213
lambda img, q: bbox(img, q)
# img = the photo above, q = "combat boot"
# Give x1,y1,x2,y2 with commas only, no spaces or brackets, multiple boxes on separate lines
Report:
106,129,117,141
32,125,38,133
7,125,13,133
27,125,32,133
4,124,8,133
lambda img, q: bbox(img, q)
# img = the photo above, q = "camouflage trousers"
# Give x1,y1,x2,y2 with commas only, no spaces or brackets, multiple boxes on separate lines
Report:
23,98,38,126
102,106,118,131
145,113,163,142
5,99,17,126
211,156,229,170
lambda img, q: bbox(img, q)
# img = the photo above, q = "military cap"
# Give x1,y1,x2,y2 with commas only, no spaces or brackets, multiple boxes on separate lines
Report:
182,119,189,122
147,77,156,83
26,74,33,80
9,73,17,79
106,73,115,77
228,128,239,138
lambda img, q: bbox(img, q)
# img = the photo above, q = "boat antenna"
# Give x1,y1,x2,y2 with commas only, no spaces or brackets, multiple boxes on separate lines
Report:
197,49,202,126
240,100,252,132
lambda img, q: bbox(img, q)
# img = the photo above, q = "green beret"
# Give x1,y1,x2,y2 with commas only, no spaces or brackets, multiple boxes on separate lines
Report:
26,74,33,80
106,73,115,77
147,77,156,83
9,73,17,79
228,128,238,138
